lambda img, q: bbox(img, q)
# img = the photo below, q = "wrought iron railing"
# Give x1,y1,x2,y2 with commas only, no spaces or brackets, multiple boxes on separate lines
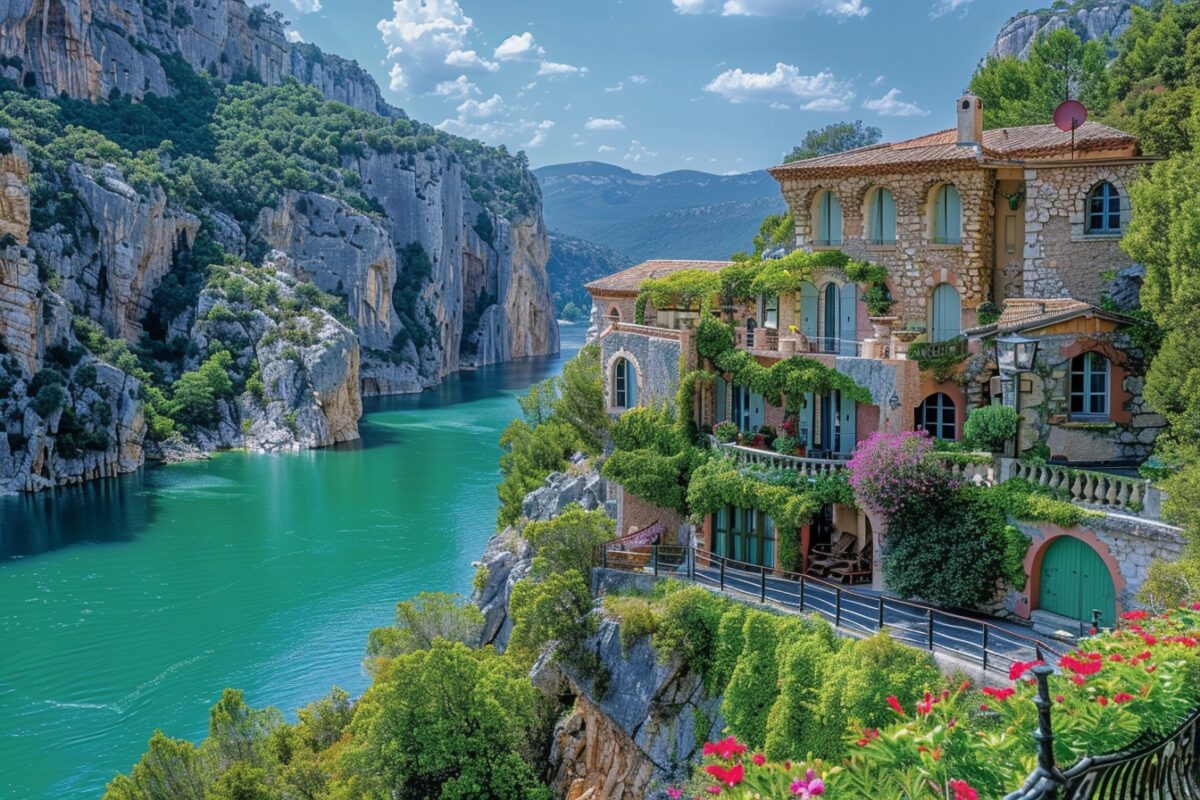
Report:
1005,666,1200,799
595,543,1067,677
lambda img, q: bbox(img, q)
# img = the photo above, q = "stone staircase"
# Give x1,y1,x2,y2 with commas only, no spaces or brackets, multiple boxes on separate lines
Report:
1031,609,1089,642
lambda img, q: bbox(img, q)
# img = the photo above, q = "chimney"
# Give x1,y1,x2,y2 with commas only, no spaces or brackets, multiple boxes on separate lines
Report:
957,91,983,147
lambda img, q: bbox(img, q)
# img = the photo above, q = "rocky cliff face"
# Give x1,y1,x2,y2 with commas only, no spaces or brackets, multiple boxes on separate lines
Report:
0,0,389,115
988,1,1154,61
0,1,557,494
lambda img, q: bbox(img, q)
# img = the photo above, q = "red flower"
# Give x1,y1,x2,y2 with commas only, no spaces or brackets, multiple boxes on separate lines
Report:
752,753,765,766
982,686,1015,701
1113,692,1134,704
1122,610,1150,621
1190,603,1200,611
704,736,746,760
886,695,906,716
1097,695,1109,706
949,779,979,800
1088,627,1098,635
856,728,880,747
1055,695,1065,703
706,763,745,786
958,680,971,693
1109,653,1124,662
1009,660,1044,681
1059,655,1102,676
1072,674,1087,686
916,692,934,716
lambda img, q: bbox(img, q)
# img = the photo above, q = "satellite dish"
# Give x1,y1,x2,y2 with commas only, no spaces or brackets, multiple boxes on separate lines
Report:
1054,100,1088,133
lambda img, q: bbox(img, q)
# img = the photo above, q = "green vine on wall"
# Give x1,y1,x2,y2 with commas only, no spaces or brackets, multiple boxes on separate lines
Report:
634,295,648,325
909,337,970,384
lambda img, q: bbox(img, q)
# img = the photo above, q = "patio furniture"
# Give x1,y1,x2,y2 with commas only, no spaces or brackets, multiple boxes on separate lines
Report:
808,532,857,575
826,541,873,585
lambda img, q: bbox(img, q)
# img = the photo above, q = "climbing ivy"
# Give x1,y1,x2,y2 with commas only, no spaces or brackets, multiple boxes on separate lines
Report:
696,316,871,411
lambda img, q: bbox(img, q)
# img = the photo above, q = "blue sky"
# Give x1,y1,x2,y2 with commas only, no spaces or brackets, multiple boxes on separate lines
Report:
271,0,1035,175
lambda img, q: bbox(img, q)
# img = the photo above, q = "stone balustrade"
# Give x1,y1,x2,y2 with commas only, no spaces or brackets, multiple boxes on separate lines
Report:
1009,460,1152,516
932,454,998,486
712,440,848,477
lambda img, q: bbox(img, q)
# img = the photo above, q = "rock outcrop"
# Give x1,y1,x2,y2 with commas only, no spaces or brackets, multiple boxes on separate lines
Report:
988,1,1154,61
0,0,389,115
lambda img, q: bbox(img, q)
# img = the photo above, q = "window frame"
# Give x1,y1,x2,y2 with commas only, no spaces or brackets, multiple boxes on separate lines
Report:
1086,181,1122,235
814,190,843,247
917,393,957,441
931,184,963,245
613,358,628,408
1070,352,1111,420
762,294,779,330
868,187,896,245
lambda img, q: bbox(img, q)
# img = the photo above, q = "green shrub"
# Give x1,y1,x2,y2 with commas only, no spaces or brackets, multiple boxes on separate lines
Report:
963,405,1019,452
764,631,840,760
709,604,749,696
32,383,66,417
507,570,592,668
652,584,726,680
722,611,783,748
365,592,483,670
714,420,739,443
524,505,615,579
603,595,661,652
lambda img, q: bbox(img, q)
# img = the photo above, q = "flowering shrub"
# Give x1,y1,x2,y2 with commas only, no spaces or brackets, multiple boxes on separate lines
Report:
847,431,957,517
672,607,1200,798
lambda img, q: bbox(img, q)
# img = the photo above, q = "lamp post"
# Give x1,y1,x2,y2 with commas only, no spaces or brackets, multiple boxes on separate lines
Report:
994,333,1040,458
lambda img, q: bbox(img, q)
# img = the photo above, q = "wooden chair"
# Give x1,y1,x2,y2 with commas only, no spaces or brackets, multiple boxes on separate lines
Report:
808,532,856,574
826,541,873,585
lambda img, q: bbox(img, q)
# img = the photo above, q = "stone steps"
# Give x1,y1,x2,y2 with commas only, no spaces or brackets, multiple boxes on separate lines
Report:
1031,609,1088,642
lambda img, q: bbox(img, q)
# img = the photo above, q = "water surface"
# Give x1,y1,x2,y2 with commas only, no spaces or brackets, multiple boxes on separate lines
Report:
0,326,584,799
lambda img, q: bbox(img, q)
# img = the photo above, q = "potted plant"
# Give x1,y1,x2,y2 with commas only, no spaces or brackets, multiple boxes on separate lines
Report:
780,324,800,356
714,420,739,444
868,315,899,341
773,434,801,456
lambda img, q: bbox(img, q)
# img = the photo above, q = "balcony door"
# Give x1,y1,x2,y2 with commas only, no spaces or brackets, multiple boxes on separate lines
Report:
731,384,764,434
839,282,858,356
822,283,838,353
818,390,857,456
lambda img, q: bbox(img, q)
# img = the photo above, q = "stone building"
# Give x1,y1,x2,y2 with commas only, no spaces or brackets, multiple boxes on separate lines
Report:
584,95,1177,632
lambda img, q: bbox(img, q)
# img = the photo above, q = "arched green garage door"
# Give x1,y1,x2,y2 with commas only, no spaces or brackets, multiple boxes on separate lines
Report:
1039,537,1116,628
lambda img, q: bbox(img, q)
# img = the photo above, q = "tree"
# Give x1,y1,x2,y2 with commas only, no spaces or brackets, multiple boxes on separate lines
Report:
523,505,615,579
337,640,551,800
103,732,210,800
204,689,282,771
783,121,882,163
496,418,581,527
553,342,608,455
365,592,484,668
970,28,1111,129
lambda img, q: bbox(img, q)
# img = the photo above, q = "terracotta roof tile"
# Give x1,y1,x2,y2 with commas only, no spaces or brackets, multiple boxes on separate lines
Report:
964,297,1138,336
585,259,732,296
769,122,1139,178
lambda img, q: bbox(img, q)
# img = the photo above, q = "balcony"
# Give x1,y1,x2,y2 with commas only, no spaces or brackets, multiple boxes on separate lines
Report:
602,316,682,341
711,439,848,477
1007,460,1158,518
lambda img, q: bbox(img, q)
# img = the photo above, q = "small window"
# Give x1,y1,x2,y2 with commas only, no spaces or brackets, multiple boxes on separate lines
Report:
868,187,896,245
1070,352,1110,419
814,190,843,246
762,295,779,329
931,184,962,245
613,357,637,408
1087,182,1121,234
916,393,957,441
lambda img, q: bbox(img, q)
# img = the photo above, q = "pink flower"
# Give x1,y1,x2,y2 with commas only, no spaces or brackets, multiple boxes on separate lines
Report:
949,779,979,800
916,691,934,716
1122,610,1150,621
1113,692,1134,704
790,769,825,797
666,789,682,799
705,764,744,787
752,753,765,766
982,686,1015,701
705,787,721,795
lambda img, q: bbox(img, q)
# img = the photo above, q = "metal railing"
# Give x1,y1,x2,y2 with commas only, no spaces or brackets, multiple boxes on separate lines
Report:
908,337,969,361
596,543,1068,677
1005,666,1200,799
711,439,849,476
1009,460,1151,517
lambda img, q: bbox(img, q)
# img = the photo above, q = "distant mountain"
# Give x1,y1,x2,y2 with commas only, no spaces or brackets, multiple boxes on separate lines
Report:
988,1,1153,61
534,162,786,264
546,231,635,319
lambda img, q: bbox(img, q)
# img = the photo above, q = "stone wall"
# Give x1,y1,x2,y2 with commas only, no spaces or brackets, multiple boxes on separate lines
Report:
777,167,994,329
601,330,682,412
1022,164,1144,303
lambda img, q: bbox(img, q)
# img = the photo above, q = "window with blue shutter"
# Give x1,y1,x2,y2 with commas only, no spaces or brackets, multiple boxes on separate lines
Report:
798,282,819,341
930,283,961,342
1070,352,1110,419
932,184,962,244
916,393,957,440
1086,182,1121,234
869,187,896,244
815,190,842,246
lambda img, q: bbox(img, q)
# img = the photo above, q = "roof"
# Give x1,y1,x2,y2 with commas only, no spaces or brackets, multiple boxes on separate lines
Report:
965,297,1140,337
585,259,733,297
769,122,1140,179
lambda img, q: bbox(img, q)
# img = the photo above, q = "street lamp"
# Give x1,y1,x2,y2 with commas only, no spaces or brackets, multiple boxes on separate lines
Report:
994,333,1040,458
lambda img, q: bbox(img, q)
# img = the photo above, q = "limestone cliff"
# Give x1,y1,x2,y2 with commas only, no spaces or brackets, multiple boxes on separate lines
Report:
0,0,389,115
988,1,1154,61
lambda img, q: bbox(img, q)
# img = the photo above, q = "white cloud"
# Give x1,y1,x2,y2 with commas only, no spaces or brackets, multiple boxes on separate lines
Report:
523,81,538,91
456,94,504,118
863,88,930,117
526,120,555,148
586,117,626,131
285,29,304,43
872,74,885,86
434,75,479,98
769,101,791,110
930,0,972,18
538,60,588,78
494,32,544,60
629,74,650,84
624,140,658,164
290,0,321,12
673,0,869,19
598,145,616,153
377,0,497,94
605,82,624,93
436,114,554,148
703,63,853,110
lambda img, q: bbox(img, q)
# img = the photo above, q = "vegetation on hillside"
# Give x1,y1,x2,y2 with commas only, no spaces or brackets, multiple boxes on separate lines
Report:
783,120,883,163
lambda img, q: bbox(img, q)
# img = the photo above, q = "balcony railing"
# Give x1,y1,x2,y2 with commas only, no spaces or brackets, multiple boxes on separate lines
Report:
712,439,848,476
1009,460,1153,517
734,329,865,358
931,453,998,487
908,337,968,361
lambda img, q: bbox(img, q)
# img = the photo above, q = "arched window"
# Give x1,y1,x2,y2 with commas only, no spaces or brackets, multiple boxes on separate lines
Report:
1071,352,1110,419
931,184,962,245
867,187,896,245
613,357,637,409
930,283,962,342
608,305,621,322
814,190,843,246
1087,182,1121,234
916,393,957,440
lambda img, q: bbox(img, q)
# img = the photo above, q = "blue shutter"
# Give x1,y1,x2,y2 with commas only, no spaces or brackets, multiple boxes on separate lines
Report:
829,193,843,244
839,394,857,456
931,284,961,342
881,189,896,242
937,185,962,243
799,282,818,341
715,376,727,424
839,282,858,356
750,391,765,432
802,392,814,450
626,361,638,407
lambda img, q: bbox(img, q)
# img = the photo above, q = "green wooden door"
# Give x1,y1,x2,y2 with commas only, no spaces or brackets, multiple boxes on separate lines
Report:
1039,537,1116,627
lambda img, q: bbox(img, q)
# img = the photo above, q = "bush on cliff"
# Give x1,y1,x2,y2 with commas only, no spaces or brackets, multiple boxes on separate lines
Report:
364,592,483,673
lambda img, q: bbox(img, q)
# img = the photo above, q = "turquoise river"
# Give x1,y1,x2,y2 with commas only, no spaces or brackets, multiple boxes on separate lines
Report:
0,325,586,800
